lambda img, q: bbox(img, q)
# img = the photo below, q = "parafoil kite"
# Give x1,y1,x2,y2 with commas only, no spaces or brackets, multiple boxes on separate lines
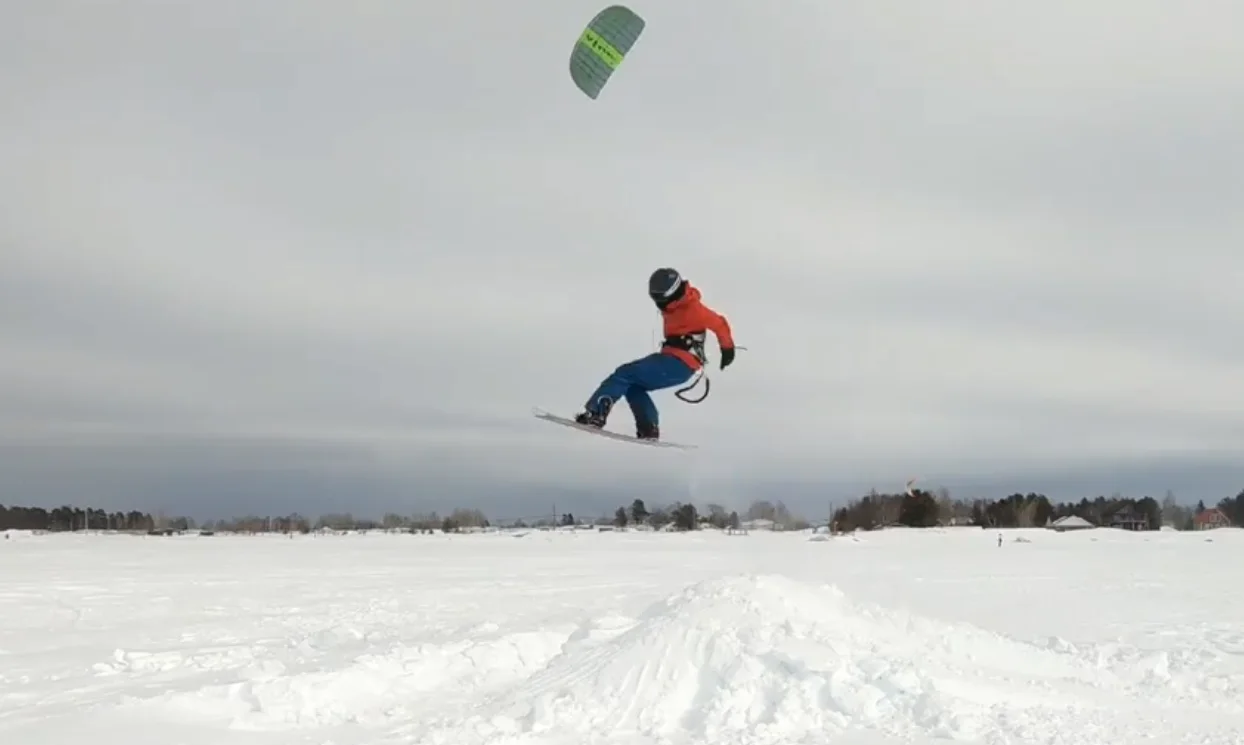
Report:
569,5,645,99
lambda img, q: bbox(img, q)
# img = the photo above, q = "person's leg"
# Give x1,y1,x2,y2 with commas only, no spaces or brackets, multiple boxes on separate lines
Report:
621,353,695,435
579,353,693,431
576,355,651,426
624,386,660,437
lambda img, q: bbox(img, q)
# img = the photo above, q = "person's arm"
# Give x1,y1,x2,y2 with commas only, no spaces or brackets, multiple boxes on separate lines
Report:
695,303,735,368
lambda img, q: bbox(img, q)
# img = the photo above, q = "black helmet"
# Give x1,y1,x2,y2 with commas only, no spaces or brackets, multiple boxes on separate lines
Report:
648,267,685,308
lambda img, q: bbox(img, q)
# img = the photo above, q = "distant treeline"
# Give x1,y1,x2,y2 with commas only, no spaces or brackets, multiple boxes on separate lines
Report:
602,498,806,532
0,505,162,532
2,489,1241,535
830,488,1244,532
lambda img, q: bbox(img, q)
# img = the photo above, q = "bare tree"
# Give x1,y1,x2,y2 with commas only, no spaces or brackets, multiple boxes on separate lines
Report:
746,500,775,521
874,490,901,526
1015,499,1038,528
936,487,955,524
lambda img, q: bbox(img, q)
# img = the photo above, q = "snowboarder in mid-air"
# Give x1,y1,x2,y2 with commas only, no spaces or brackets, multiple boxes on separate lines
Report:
573,268,736,442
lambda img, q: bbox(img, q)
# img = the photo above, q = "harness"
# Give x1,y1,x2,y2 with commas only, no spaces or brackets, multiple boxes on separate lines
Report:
662,332,711,403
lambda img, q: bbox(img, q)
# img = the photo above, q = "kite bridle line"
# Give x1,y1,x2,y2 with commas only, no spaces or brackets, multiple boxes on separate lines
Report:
674,344,748,405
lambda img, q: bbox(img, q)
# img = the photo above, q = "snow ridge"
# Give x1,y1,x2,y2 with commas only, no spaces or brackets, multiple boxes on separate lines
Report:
9,533,1244,745
411,574,1240,745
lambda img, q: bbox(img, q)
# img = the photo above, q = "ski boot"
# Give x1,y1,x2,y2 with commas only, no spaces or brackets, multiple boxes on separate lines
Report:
574,397,612,429
636,421,660,442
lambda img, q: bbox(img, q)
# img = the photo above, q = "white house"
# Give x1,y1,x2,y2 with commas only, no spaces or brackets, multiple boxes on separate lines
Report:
1048,515,1095,532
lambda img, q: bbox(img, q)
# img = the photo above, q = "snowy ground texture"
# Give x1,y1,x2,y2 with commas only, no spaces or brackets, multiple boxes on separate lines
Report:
3,527,1244,745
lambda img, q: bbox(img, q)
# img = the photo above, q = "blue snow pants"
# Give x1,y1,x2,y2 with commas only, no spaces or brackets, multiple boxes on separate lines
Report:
585,352,695,427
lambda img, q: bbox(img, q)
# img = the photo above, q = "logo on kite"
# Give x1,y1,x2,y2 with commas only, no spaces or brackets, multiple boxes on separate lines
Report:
569,5,645,99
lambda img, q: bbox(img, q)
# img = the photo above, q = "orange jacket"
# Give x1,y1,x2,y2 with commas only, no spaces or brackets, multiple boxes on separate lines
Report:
659,283,734,371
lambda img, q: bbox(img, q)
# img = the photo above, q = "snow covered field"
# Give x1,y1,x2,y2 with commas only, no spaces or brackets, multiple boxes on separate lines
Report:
2,526,1243,745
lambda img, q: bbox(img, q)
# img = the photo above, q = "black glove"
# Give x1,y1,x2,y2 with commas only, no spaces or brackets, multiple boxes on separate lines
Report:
720,346,735,370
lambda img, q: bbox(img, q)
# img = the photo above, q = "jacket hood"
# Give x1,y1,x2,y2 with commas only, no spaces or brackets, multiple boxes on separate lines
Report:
665,282,700,309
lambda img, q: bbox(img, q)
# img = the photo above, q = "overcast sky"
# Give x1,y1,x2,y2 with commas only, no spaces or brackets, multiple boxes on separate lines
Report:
3,1,1242,521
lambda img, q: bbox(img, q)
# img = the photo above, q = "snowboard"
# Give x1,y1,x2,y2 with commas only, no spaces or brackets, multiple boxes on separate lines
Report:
532,408,697,450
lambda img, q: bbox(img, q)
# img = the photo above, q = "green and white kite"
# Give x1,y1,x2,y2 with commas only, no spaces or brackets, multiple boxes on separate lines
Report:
569,5,645,99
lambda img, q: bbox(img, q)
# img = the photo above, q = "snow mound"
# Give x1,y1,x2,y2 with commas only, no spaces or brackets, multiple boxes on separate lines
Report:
440,574,1117,743
125,628,571,730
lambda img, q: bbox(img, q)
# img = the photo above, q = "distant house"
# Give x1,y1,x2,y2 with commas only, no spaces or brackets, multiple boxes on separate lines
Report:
741,518,776,531
1108,507,1149,531
946,516,976,526
1048,515,1095,532
1193,508,1232,531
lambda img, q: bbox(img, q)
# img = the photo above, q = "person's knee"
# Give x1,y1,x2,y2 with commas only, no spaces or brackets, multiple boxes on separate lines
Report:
612,359,643,380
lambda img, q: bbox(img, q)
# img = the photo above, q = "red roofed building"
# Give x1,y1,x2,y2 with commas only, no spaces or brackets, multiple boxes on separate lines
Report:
1193,508,1231,530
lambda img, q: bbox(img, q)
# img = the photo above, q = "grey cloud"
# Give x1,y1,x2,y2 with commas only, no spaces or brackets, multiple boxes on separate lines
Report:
2,1,1242,519
2,434,1237,524
0,433,697,523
